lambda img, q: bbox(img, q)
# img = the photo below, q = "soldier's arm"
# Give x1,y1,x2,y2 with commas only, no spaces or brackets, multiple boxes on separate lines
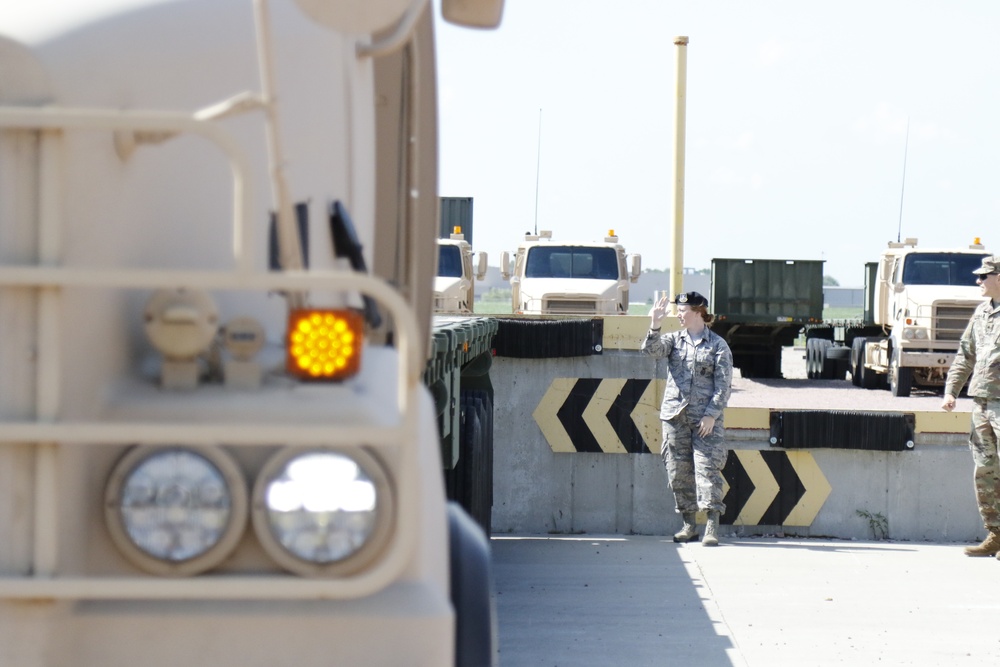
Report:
640,329,672,357
704,342,734,419
944,318,976,398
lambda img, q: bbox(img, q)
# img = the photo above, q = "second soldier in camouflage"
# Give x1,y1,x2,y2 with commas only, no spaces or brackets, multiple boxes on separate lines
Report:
943,255,1000,559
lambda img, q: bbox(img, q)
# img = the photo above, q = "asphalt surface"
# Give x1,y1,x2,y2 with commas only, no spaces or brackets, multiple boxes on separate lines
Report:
727,346,970,414
492,535,1000,666
492,347,990,666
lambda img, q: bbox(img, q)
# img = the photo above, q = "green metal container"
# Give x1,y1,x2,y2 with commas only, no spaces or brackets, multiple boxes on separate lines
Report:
711,258,824,323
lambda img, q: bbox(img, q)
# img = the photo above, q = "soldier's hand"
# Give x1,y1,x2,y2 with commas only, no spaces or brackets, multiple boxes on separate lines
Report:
698,415,716,437
941,394,956,412
650,294,669,329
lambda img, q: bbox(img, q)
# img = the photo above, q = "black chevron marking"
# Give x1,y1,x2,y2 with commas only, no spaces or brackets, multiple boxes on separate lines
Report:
556,378,602,453
759,450,806,525
720,451,752,526
606,379,651,454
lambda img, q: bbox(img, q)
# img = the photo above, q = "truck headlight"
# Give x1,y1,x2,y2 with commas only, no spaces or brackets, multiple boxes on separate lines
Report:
902,327,929,341
104,446,248,576
252,448,394,577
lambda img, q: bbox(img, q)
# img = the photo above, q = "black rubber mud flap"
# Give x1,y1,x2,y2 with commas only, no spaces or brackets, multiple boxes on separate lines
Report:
493,318,603,358
448,502,497,667
770,411,915,451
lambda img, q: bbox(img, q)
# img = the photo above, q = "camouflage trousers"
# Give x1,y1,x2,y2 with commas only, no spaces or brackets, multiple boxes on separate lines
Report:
970,398,1000,531
661,407,727,515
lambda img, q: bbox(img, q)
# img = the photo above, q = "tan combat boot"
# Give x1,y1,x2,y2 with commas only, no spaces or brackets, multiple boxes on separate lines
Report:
702,512,720,547
964,530,1000,557
673,513,698,543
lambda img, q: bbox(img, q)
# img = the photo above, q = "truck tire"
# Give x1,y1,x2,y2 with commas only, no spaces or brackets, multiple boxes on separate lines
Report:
850,337,866,387
806,338,825,379
814,339,833,379
889,347,913,397
751,349,782,379
448,503,497,667
859,338,882,390
805,339,816,379
822,345,850,381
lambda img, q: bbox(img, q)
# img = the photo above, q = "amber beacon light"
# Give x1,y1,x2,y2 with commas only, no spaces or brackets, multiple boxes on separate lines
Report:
287,309,364,380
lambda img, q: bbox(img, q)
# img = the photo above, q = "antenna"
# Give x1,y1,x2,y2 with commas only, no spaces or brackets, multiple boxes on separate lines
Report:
533,108,542,235
896,117,910,243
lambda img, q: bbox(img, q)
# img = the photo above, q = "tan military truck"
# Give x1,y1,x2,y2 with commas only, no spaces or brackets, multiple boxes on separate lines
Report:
435,228,488,314
808,238,989,396
499,230,641,315
0,0,502,665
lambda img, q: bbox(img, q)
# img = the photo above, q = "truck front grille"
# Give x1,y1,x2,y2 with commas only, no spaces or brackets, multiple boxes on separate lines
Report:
544,299,597,314
934,302,977,341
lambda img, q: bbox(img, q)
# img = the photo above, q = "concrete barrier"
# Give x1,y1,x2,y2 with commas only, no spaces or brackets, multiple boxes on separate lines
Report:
490,350,983,542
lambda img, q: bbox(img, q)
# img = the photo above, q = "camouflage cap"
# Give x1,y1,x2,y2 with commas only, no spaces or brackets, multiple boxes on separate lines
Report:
674,291,708,308
972,256,1000,275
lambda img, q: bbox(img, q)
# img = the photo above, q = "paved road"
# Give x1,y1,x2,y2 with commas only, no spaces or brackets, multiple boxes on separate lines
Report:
492,535,1000,666
725,345,971,414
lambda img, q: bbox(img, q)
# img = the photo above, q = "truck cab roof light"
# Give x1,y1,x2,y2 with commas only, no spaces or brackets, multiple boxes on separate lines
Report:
286,309,364,381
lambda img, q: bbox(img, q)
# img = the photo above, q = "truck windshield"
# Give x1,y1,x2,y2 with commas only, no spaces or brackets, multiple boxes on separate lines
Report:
525,246,619,280
901,253,990,286
437,244,463,278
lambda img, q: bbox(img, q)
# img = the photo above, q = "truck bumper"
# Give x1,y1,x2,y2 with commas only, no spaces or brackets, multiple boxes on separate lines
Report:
10,582,454,667
898,351,957,368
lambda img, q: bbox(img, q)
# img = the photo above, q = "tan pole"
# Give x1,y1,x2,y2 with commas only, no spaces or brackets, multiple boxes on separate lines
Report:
671,36,688,314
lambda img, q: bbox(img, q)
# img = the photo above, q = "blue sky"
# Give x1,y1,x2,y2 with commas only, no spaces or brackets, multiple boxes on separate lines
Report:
435,0,1000,285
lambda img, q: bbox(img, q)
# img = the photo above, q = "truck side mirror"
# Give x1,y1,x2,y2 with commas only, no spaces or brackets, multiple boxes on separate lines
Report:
442,0,505,28
475,252,488,280
294,0,413,33
629,254,642,283
500,251,511,281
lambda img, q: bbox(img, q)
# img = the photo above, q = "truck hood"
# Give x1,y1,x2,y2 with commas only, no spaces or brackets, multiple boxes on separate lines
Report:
518,277,621,300
434,276,467,294
900,284,986,306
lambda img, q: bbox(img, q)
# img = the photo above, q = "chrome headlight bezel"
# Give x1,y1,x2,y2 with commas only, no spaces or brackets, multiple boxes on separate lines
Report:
251,446,395,578
104,445,248,576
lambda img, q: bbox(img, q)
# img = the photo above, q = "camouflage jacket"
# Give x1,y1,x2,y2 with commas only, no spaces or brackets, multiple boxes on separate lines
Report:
640,326,734,421
946,299,1000,399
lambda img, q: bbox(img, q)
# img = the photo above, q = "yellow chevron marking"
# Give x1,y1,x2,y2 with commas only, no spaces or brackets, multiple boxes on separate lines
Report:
732,450,780,526
633,379,665,454
581,378,628,453
782,451,832,526
532,378,577,453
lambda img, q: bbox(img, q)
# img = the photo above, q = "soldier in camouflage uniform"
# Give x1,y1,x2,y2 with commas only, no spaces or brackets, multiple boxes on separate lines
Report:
641,291,734,546
943,255,1000,559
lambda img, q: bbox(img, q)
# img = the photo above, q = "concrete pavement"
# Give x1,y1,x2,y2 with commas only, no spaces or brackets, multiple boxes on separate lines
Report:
492,535,1000,666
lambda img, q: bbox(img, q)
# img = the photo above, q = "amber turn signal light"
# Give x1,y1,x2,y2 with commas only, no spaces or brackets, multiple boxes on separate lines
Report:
286,309,363,380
